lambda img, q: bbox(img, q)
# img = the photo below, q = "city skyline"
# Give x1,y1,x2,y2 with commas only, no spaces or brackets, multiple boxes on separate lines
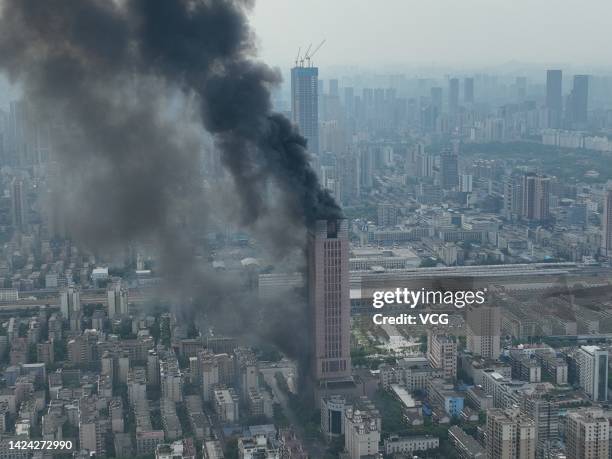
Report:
1,1,612,458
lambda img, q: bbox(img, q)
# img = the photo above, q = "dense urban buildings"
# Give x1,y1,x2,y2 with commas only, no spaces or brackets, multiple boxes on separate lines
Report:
0,3,610,459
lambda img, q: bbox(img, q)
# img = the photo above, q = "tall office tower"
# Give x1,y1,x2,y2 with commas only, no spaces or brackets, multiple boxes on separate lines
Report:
426,332,457,380
466,304,501,359
521,393,559,456
107,278,129,319
198,352,220,402
10,177,27,232
425,87,443,131
449,78,459,112
338,152,360,205
329,79,339,97
234,347,258,402
419,151,435,178
546,70,563,128
343,87,355,122
516,77,527,101
147,350,160,387
570,75,589,126
160,357,183,402
5,101,24,165
503,176,523,220
565,409,609,459
430,87,443,113
574,346,608,402
79,397,107,455
308,219,352,386
359,147,374,189
521,174,550,222
362,87,374,123
486,408,536,459
439,149,459,190
291,64,319,154
601,189,612,257
459,174,473,193
464,77,474,104
59,285,81,320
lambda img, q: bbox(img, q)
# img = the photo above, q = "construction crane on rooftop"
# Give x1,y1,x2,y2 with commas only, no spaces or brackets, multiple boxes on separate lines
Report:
304,39,325,67
294,40,326,67
294,46,301,67
299,43,312,67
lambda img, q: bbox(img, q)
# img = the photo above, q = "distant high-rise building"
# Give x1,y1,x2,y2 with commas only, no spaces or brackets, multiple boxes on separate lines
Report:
449,78,459,112
466,304,501,359
377,204,398,227
430,87,443,112
565,408,609,459
160,358,183,402
427,332,457,380
546,70,562,111
601,189,612,257
359,147,374,189
516,77,527,101
107,278,129,319
338,151,360,205
291,65,319,154
59,285,81,321
546,70,563,128
328,79,339,97
439,149,459,190
503,176,523,220
343,86,355,122
464,77,474,104
570,75,589,126
308,220,352,386
521,393,559,456
10,177,27,232
574,346,608,402
522,174,550,222
415,143,434,178
322,79,342,122
486,408,536,459
459,174,473,193
426,87,443,131
147,350,160,387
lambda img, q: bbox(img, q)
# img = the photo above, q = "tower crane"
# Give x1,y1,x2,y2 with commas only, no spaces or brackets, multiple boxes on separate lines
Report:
304,39,326,67
300,43,312,67
294,46,301,67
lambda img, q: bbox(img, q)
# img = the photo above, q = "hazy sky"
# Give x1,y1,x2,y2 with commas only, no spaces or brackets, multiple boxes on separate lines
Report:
249,0,611,71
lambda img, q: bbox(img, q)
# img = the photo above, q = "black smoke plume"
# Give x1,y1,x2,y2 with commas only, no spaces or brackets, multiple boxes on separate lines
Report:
0,0,340,252
0,0,340,364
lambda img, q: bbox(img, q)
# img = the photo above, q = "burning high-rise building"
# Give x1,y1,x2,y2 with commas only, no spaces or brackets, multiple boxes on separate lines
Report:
308,219,352,390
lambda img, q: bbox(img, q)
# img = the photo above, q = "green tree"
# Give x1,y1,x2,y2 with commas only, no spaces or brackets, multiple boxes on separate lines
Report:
419,258,438,268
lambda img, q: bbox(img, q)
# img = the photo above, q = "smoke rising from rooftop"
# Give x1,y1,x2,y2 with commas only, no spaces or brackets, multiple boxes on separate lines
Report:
0,0,340,258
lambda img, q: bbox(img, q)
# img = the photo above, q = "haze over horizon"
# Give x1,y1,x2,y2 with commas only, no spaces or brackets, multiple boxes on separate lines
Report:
250,0,612,72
